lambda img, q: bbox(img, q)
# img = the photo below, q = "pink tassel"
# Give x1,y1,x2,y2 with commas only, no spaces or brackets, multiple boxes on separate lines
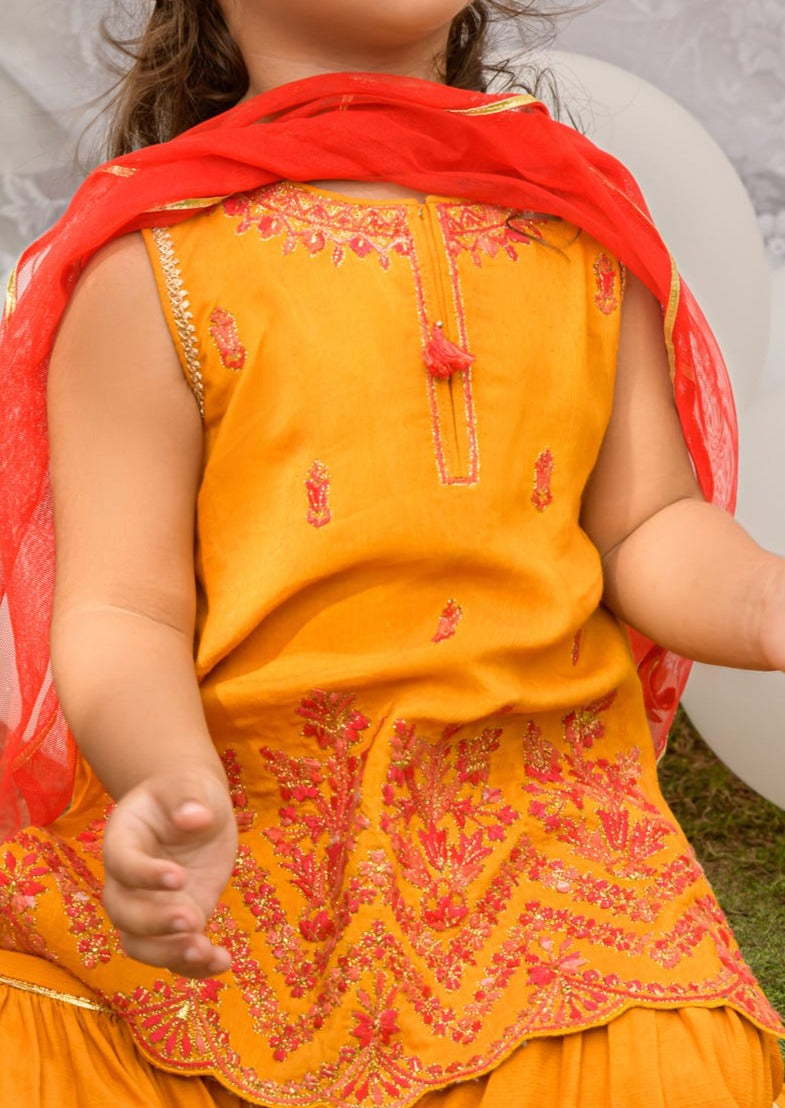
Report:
423,322,476,379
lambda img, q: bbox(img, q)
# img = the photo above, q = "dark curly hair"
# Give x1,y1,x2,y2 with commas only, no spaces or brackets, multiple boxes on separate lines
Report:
101,1,597,158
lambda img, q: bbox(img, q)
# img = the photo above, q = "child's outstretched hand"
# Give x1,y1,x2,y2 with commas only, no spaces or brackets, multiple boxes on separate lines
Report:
102,768,238,979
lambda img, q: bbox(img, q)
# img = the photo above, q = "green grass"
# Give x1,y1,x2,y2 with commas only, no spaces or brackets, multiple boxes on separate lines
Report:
659,707,785,1059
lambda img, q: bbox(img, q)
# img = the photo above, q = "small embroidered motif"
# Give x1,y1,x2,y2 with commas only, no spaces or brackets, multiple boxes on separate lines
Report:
221,748,256,831
208,306,247,371
563,691,617,753
305,461,332,528
432,599,463,643
593,252,620,315
531,450,554,512
571,629,583,667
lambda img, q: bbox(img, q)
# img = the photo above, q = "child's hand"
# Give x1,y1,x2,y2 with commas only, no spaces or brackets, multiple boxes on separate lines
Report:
101,768,238,979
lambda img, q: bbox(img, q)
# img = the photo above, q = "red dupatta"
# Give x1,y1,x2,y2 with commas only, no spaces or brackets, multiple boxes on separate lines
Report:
0,70,737,837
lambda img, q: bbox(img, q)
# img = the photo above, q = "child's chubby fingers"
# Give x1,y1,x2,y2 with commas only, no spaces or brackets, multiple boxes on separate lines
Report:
102,835,187,894
118,930,232,980
102,881,202,940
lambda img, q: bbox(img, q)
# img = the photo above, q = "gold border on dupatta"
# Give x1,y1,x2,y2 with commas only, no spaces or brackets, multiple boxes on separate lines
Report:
3,262,18,322
147,196,227,213
663,253,681,386
447,94,539,116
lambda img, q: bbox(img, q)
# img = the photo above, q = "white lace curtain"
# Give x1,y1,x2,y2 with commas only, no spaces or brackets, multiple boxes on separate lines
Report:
1,0,784,273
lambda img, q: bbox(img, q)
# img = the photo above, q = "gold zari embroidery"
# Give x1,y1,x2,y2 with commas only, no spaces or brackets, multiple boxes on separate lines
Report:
0,973,109,1013
151,227,206,419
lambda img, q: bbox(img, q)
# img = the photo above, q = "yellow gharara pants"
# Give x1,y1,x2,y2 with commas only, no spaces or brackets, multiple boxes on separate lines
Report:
0,951,782,1108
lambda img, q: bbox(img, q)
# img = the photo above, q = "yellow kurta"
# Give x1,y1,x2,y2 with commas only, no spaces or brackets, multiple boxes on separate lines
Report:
0,180,782,1107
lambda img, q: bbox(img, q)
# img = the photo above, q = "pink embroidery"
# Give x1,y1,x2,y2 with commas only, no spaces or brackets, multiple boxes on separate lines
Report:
571,629,583,666
1,682,783,1104
221,748,255,832
208,306,247,371
432,599,463,643
112,977,232,1063
563,691,617,753
259,691,371,947
305,460,331,528
593,252,619,315
438,203,547,267
223,185,415,270
381,719,519,932
531,449,554,511
344,973,408,1103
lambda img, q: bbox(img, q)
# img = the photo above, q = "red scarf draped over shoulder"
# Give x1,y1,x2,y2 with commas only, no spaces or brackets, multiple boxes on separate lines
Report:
0,71,737,837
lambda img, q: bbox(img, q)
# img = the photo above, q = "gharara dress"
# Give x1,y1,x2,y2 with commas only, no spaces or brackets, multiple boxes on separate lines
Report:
0,180,783,1107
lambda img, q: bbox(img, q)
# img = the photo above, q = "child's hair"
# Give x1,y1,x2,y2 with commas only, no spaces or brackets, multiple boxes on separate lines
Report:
101,1,595,159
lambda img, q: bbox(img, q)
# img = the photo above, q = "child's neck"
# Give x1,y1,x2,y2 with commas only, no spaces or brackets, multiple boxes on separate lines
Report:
304,180,430,203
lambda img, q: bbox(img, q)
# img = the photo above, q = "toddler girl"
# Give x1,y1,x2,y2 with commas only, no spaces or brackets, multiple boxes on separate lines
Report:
0,2,783,1105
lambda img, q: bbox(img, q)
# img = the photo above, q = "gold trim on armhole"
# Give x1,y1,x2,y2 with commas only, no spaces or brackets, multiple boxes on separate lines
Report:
149,227,206,420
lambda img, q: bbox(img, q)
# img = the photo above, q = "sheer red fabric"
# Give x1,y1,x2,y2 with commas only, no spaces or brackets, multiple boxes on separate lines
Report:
0,71,737,837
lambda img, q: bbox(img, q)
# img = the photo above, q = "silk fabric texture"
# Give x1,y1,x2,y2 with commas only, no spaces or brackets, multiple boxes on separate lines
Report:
0,951,782,1108
0,71,736,834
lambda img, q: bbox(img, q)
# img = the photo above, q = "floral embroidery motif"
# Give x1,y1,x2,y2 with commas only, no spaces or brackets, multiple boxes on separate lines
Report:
432,599,463,643
531,449,554,511
208,306,247,372
344,972,410,1104
259,691,371,946
0,832,117,967
571,629,583,666
381,720,519,932
1,684,783,1106
223,184,415,270
305,460,332,528
437,204,544,267
524,693,679,882
593,251,620,315
112,976,234,1065
0,849,49,956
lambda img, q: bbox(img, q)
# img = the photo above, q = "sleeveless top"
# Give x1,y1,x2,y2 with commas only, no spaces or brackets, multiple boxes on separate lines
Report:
0,180,781,1107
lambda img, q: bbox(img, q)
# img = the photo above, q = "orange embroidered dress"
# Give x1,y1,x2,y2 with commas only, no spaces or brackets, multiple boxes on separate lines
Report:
0,180,783,1106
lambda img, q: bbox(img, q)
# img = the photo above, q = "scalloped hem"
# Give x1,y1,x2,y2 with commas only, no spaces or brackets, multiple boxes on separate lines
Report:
0,950,782,1108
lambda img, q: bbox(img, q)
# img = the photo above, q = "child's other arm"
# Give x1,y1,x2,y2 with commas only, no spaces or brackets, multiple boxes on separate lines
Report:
580,270,785,671
48,233,235,976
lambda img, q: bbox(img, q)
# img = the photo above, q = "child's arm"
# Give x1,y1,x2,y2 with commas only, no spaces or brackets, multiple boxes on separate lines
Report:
47,233,236,978
581,270,785,672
